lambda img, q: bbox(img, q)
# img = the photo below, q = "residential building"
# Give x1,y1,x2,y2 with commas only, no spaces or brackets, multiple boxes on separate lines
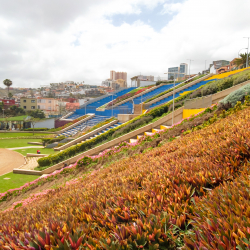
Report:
109,70,127,82
115,72,127,82
37,97,59,117
230,58,240,70
0,98,17,108
115,79,127,88
212,60,230,69
102,79,114,87
110,71,116,80
216,65,230,74
20,97,37,111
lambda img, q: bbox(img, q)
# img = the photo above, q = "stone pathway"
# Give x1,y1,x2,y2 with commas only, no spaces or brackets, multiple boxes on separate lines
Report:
8,146,44,150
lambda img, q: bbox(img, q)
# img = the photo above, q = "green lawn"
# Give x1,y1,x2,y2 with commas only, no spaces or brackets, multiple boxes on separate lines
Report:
0,172,38,193
15,148,55,156
0,115,28,121
0,133,51,138
0,139,43,148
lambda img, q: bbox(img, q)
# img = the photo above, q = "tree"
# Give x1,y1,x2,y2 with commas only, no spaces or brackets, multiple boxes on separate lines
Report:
8,92,13,98
3,79,12,97
235,53,250,68
26,117,40,135
29,109,45,119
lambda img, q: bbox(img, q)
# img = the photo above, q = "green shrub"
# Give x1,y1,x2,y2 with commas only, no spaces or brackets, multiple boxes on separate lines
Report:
41,135,65,144
112,116,153,138
76,156,97,168
220,83,250,107
24,128,48,131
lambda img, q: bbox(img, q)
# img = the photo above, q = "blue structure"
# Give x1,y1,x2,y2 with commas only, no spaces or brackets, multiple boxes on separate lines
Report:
149,79,215,108
58,115,120,137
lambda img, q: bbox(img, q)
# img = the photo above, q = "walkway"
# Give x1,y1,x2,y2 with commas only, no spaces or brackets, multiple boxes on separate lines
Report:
7,146,44,150
0,149,25,175
19,157,40,170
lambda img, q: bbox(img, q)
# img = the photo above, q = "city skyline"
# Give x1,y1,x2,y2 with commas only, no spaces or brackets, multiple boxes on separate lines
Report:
0,0,249,87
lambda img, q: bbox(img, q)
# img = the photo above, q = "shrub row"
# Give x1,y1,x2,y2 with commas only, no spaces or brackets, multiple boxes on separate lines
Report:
1,105,250,249
41,135,65,144
24,128,49,131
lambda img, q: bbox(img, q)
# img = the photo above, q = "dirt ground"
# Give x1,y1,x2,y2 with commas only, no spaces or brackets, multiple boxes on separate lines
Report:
0,149,24,176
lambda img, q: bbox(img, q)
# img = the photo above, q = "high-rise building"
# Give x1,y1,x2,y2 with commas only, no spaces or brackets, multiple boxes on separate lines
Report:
110,71,127,82
110,70,116,80
168,63,188,80
115,72,127,82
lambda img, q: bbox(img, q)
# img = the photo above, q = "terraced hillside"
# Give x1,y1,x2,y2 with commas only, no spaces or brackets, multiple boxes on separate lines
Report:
1,98,250,249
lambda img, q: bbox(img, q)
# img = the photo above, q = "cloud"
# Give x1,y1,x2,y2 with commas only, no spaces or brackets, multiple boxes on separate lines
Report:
0,0,249,88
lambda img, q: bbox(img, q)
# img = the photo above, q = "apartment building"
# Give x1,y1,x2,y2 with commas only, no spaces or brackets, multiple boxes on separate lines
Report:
110,70,127,82
20,97,37,111
37,97,59,117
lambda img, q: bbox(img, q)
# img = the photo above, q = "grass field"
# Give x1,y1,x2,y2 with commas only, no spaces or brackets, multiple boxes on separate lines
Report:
0,116,28,121
0,172,38,193
0,133,51,138
0,139,43,148
14,148,55,156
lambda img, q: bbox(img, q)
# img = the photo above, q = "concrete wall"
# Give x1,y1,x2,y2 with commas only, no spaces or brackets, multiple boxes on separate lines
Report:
117,114,138,123
34,118,55,129
55,119,71,129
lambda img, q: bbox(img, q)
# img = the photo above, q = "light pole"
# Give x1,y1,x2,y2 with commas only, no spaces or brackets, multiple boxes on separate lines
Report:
112,93,113,117
187,59,194,79
164,70,180,125
243,37,249,68
205,60,207,73
2,108,4,119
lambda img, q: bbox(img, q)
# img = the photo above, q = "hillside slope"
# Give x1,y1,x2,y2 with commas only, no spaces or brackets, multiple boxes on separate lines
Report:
0,101,250,248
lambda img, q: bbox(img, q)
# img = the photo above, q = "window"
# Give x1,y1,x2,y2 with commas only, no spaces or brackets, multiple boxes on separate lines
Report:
31,100,35,103
23,100,26,103
48,100,52,103
23,106,26,109
38,99,45,103
31,106,35,109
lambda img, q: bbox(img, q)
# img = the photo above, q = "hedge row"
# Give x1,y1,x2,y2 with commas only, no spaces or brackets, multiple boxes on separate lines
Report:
24,128,49,131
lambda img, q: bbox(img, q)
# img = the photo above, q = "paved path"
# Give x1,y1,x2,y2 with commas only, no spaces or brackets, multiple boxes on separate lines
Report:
7,146,44,150
0,149,25,175
19,157,40,170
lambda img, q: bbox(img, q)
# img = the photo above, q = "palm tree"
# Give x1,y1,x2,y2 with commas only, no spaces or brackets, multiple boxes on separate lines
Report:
3,79,12,97
235,53,250,68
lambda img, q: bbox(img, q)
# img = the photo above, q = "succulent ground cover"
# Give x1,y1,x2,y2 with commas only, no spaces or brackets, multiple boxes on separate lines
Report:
0,101,250,249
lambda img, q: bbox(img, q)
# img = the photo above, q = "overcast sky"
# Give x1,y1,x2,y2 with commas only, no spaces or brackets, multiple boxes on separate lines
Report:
0,0,249,88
